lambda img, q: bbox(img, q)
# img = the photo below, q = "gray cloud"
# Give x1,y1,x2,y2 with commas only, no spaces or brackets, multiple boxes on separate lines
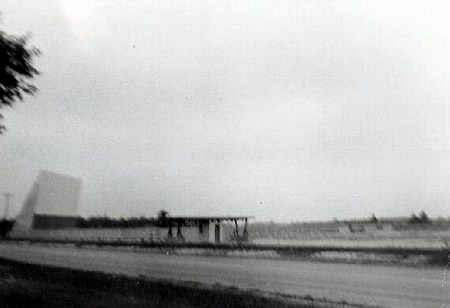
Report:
1,0,450,221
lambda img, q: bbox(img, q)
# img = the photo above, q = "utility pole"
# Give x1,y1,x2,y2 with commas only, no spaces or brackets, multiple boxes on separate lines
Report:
2,193,12,220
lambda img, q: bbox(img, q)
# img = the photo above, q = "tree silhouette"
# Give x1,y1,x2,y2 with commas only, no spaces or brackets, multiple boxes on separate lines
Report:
408,211,431,224
0,23,40,133
0,219,14,237
369,214,379,223
157,209,169,227
419,210,430,224
408,213,421,224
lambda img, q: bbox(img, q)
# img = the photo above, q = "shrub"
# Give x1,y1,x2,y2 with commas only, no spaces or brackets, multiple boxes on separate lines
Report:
0,219,14,237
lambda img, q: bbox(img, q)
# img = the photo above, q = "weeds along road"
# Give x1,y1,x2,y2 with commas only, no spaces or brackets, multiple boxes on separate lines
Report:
0,242,448,308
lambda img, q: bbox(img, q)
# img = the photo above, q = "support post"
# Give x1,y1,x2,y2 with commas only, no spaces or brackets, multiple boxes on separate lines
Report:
177,220,183,239
168,221,173,238
243,218,248,237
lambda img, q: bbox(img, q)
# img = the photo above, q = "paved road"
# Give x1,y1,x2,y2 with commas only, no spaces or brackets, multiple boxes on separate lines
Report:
0,242,448,308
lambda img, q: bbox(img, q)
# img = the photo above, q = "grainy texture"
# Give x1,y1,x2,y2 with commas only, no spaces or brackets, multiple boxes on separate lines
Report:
0,242,447,308
0,258,363,308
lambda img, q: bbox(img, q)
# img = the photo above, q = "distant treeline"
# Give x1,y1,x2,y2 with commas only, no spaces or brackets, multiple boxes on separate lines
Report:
75,217,159,229
75,210,169,229
407,211,431,224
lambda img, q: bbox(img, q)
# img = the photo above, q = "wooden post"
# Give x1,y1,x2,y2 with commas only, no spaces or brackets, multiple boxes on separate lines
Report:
243,218,248,237
177,220,183,239
168,220,173,237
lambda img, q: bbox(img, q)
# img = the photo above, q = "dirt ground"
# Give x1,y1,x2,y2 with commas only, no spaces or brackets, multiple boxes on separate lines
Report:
0,257,366,308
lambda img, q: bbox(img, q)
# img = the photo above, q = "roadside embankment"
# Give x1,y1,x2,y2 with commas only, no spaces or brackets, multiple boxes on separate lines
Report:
0,257,372,308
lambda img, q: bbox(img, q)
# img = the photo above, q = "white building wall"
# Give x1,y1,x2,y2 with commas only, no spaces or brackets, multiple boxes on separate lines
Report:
209,221,216,243
207,221,235,243
12,170,82,233
33,170,82,216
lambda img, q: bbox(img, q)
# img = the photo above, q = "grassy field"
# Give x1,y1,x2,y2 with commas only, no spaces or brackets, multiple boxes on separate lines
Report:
10,224,450,251
0,257,368,308
253,237,450,249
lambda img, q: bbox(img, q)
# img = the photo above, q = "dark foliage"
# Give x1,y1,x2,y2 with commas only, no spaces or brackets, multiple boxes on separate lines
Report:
0,219,14,237
76,216,157,229
0,27,40,133
369,214,378,224
408,211,431,224
157,209,169,227
419,210,430,223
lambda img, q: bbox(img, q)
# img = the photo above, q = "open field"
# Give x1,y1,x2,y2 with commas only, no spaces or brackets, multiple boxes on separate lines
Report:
7,221,450,267
0,242,448,308
250,223,450,249
6,236,449,267
9,223,450,250
253,237,450,249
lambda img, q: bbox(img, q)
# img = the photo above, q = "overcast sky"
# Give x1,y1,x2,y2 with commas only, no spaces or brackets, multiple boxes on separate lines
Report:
1,0,450,221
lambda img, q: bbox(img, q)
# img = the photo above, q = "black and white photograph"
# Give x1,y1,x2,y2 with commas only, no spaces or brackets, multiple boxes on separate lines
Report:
1,1,450,307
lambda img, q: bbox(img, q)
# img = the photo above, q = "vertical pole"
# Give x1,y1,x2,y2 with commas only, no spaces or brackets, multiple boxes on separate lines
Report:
243,218,248,237
177,220,183,239
168,220,173,238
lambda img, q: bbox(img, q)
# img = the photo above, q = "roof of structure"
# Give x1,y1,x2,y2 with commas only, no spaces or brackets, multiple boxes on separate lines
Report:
166,216,253,222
